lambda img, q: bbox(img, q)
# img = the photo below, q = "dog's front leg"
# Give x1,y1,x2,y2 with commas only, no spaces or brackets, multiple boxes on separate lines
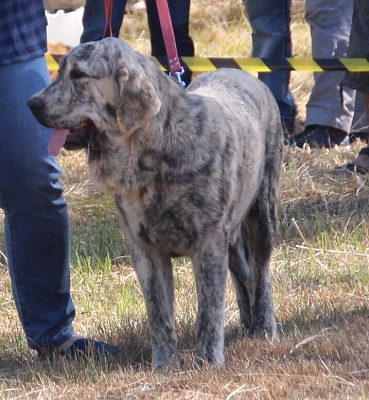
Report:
192,235,228,367
130,246,179,370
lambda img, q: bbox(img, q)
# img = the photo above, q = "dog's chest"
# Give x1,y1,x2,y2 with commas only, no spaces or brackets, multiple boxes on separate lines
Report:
117,189,201,257
139,216,197,257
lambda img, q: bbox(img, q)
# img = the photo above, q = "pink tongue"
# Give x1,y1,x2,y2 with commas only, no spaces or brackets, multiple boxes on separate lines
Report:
48,128,69,156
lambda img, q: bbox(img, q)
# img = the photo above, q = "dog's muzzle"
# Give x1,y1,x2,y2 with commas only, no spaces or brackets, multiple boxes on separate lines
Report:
27,96,100,158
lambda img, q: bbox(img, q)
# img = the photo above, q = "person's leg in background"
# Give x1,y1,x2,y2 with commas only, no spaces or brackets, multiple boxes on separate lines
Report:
291,0,355,148
244,0,297,135
345,94,369,172
146,0,195,87
81,0,194,86
350,82,369,143
81,0,127,42
341,0,369,172
0,56,120,356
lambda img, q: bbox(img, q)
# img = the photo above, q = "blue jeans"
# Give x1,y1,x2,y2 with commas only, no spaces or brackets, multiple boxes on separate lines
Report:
244,0,297,132
0,56,75,350
80,0,194,86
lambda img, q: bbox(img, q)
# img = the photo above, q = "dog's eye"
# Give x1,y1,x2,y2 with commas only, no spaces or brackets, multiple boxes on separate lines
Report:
70,69,88,79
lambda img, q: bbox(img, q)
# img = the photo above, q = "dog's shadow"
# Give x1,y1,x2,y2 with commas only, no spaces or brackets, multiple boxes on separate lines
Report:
101,301,369,370
1,304,368,377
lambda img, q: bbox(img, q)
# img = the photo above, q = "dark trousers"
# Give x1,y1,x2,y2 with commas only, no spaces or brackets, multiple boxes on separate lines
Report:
81,0,194,85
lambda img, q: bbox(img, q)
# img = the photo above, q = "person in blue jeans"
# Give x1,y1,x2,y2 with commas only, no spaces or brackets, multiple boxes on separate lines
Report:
81,0,194,86
0,0,120,358
244,0,297,136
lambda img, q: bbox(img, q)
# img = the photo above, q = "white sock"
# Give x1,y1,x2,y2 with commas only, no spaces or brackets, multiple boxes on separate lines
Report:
58,334,84,351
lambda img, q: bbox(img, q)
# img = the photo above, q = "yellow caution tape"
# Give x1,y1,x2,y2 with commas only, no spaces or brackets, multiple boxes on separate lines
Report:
46,53,60,71
46,54,369,72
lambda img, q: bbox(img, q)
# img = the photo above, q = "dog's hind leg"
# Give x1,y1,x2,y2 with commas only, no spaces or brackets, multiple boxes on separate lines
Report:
130,245,179,370
192,234,229,367
228,234,252,335
242,181,279,341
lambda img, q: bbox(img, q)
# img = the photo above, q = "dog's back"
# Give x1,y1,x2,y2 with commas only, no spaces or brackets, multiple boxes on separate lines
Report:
187,68,282,159
186,69,283,239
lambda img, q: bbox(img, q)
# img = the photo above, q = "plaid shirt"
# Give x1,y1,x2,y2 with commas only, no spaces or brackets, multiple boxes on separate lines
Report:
0,0,47,66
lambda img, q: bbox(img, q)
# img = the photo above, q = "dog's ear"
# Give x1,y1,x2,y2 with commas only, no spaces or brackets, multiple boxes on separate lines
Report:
115,68,161,135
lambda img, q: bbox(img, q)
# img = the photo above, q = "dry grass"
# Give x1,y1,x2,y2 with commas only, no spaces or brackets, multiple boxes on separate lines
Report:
2,0,369,398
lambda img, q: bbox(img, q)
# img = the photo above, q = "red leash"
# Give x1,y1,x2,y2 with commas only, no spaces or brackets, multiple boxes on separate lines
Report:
103,0,185,86
103,0,114,38
155,0,185,85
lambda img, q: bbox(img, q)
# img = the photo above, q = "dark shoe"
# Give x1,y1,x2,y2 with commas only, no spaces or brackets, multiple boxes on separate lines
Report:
37,338,121,359
340,146,369,174
342,163,369,174
349,130,369,144
289,125,349,148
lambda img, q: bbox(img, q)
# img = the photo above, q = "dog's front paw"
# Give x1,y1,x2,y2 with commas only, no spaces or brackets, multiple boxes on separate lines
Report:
247,321,279,342
195,344,225,368
152,345,180,371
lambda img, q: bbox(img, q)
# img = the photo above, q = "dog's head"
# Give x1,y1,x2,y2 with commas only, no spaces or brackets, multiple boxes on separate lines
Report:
27,37,162,159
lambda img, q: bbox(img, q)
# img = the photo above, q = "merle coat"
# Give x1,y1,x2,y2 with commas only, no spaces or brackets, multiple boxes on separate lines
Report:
28,37,283,369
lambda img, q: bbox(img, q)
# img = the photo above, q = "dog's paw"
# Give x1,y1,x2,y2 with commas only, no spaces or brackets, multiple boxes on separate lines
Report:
152,345,180,371
247,323,279,342
195,346,225,368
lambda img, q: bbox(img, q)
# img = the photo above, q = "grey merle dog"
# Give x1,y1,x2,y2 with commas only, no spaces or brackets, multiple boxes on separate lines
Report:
28,37,283,370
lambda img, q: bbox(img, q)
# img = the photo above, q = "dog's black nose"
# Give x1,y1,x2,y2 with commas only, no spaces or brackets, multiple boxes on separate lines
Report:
27,97,44,111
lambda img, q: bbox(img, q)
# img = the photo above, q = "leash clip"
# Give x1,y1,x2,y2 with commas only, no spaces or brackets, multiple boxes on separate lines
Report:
170,67,186,87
